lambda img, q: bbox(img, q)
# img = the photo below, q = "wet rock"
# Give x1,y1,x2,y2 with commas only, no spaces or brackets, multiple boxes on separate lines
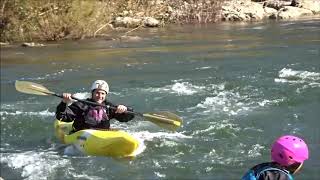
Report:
221,0,266,21
113,17,142,28
264,6,278,16
0,42,10,46
143,17,160,27
113,16,159,28
299,0,320,13
220,0,319,21
263,0,292,10
21,42,45,47
277,6,314,19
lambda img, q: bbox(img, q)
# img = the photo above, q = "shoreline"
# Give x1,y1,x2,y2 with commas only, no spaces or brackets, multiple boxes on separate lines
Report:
1,15,319,48
1,0,319,45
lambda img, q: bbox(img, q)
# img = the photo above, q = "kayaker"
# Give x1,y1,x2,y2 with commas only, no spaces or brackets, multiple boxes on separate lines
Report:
55,80,134,132
242,135,309,180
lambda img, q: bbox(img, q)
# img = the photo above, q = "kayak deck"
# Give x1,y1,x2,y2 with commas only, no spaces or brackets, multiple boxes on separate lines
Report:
54,120,140,157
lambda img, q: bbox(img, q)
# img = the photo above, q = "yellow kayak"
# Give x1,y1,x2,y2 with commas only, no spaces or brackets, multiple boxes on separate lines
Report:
54,120,140,157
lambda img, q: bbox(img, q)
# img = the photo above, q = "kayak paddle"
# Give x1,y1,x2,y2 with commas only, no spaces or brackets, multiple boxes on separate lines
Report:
15,80,182,131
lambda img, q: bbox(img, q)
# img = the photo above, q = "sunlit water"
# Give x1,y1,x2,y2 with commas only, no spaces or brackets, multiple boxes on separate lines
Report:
1,18,319,179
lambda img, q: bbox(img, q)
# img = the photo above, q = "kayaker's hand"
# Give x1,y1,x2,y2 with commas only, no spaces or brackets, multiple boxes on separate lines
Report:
115,105,127,113
62,93,73,104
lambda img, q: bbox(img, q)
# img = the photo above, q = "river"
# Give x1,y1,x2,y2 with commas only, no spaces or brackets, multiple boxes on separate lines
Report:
1,18,319,179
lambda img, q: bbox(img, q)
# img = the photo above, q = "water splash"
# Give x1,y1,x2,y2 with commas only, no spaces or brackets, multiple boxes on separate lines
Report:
247,144,265,158
0,151,70,180
141,81,205,96
133,131,192,142
275,68,320,83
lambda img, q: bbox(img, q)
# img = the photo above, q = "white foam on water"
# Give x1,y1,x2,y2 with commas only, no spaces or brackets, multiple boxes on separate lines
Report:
130,137,146,157
195,90,251,116
20,68,74,81
63,144,86,156
280,22,296,27
0,109,54,117
0,143,11,152
296,82,320,93
252,26,265,30
195,66,212,70
110,121,188,156
133,131,191,142
141,81,205,96
276,68,320,83
203,143,265,169
191,120,241,137
157,140,179,148
72,92,91,99
203,147,244,166
189,81,289,117
0,104,15,110
131,131,191,156
247,144,265,158
274,78,305,84
63,92,91,106
154,171,166,178
171,82,205,95
1,150,107,179
258,98,284,107
72,174,105,180
243,126,264,133
0,151,71,180
275,68,320,92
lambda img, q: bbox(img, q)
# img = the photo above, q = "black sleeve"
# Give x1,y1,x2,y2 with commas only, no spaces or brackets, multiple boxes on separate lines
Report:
55,101,80,122
114,107,135,122
105,101,135,122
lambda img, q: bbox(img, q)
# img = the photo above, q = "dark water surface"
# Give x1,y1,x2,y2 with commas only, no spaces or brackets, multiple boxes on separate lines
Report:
1,18,320,179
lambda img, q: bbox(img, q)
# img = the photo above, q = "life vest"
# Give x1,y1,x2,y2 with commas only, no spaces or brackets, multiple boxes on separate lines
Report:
242,164,293,180
84,105,109,126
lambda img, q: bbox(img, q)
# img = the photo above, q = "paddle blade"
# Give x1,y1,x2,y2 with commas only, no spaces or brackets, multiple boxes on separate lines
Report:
142,111,182,131
15,80,54,95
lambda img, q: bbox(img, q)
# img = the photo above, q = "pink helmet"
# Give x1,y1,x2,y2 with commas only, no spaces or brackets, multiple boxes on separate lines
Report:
271,135,309,166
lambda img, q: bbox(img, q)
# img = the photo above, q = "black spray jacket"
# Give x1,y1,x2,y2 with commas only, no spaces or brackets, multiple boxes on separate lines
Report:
56,99,134,132
242,162,293,180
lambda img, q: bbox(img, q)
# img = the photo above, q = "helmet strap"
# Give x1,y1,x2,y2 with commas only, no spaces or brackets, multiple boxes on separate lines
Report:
288,162,303,174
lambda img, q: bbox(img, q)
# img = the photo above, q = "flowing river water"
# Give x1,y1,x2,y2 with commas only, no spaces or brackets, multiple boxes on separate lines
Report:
1,18,320,179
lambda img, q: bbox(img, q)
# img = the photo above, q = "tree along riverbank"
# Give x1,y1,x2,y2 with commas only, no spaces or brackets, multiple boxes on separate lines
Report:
1,0,319,44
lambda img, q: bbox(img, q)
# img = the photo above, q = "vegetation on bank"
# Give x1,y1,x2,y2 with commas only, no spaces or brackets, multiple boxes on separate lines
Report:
0,0,224,42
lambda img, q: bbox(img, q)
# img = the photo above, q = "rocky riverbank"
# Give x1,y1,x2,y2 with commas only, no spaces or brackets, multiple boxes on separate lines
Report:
220,0,320,21
1,0,319,44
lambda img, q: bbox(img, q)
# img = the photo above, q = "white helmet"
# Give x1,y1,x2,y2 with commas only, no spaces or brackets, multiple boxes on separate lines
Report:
90,80,109,94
